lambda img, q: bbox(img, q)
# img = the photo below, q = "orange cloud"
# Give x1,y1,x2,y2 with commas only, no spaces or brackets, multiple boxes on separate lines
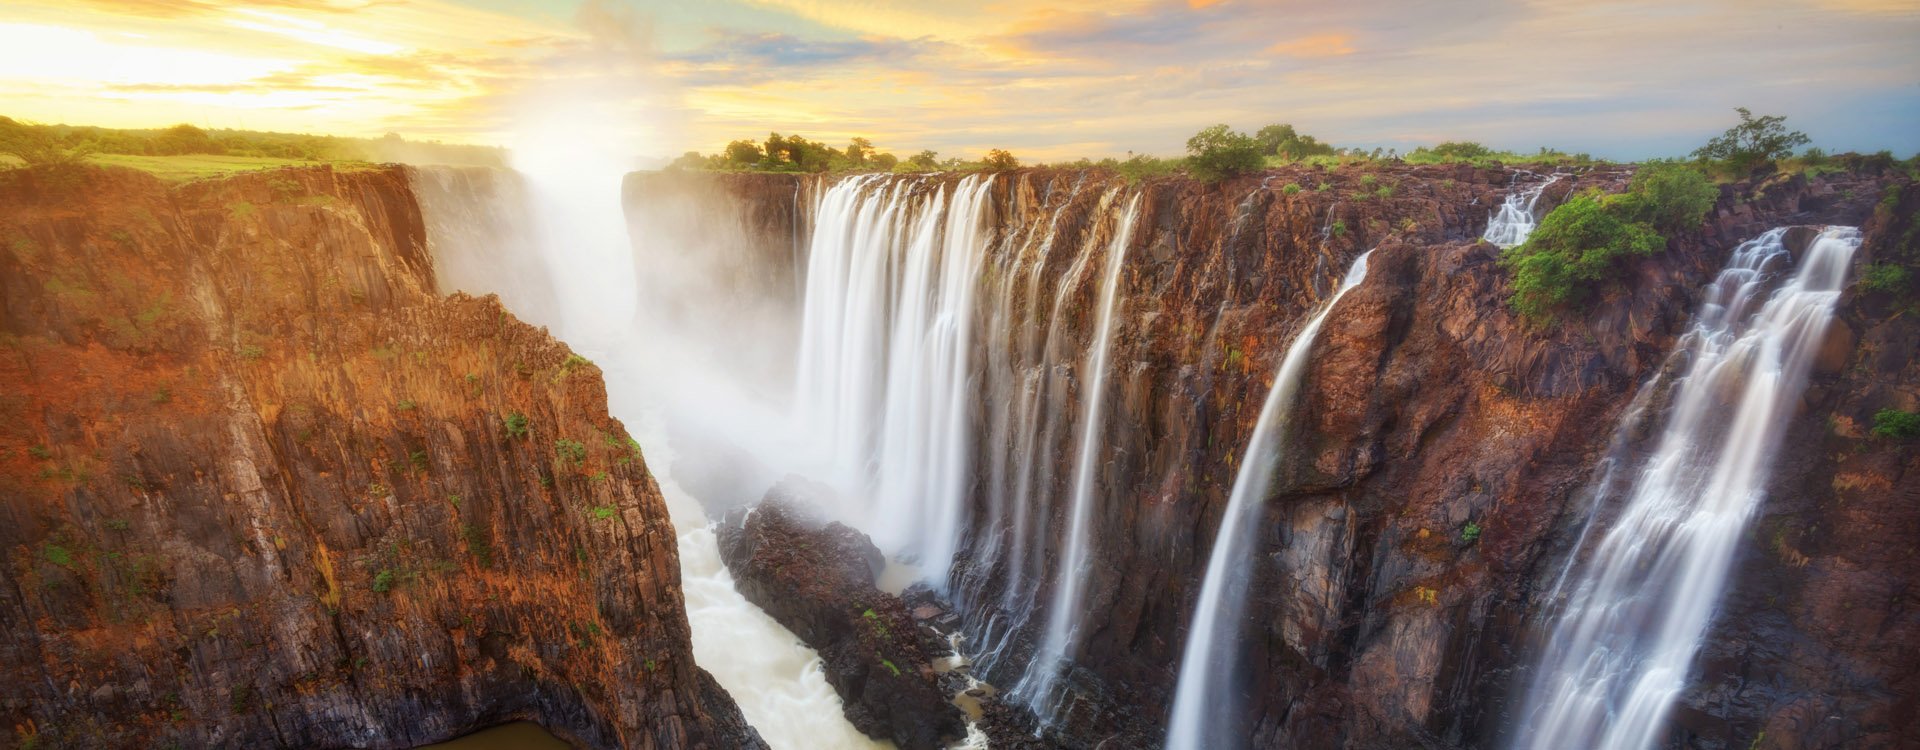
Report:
1266,32,1354,58
1188,0,1225,8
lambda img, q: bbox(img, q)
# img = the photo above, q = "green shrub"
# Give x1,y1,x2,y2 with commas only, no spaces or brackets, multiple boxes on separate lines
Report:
503,412,530,439
1460,522,1482,544
1111,154,1182,184
1501,192,1664,324
555,438,586,465
1608,162,1718,232
0,116,95,168
1330,220,1348,237
371,569,394,593
1282,183,1303,195
591,505,617,520
1859,264,1911,294
1872,409,1920,439
1185,124,1264,182
43,544,73,567
981,149,1019,171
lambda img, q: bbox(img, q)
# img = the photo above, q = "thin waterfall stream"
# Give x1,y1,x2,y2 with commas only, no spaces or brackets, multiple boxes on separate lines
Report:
1164,249,1376,750
1015,194,1145,719
1483,172,1563,248
1511,226,1863,750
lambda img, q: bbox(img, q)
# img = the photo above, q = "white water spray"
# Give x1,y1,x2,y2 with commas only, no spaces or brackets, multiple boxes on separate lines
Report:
1164,249,1375,750
1483,173,1563,249
1015,194,1145,718
1511,226,1861,750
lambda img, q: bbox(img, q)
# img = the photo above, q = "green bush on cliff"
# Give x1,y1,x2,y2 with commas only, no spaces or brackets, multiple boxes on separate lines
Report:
0,116,94,169
503,412,530,439
1859,264,1911,294
1608,162,1718,231
1502,163,1715,324
1872,409,1920,439
555,438,587,466
1185,124,1265,182
1501,192,1664,324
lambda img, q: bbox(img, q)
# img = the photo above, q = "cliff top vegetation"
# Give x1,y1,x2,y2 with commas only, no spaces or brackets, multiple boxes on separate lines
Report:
0,117,502,182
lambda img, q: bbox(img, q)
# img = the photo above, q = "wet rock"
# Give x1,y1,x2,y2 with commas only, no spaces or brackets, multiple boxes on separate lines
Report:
717,481,967,750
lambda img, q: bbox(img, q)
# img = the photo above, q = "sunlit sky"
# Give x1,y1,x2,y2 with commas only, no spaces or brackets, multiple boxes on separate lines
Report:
2,0,1916,161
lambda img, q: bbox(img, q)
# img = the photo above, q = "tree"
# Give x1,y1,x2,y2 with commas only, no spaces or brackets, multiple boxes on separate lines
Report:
1255,123,1335,161
0,117,94,169
763,132,790,166
846,136,873,167
909,150,939,169
982,149,1019,171
871,152,899,170
668,151,706,170
1691,108,1810,174
723,139,763,167
1254,124,1297,154
1185,124,1263,181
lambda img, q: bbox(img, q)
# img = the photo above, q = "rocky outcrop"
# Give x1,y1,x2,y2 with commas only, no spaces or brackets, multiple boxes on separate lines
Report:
716,483,967,749
0,165,762,749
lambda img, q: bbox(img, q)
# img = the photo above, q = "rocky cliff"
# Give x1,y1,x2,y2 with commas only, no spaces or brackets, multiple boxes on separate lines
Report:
0,165,762,749
635,162,1914,749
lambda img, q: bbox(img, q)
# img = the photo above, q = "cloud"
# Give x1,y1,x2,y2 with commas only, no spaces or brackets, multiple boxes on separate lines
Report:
1266,32,1354,59
67,0,381,19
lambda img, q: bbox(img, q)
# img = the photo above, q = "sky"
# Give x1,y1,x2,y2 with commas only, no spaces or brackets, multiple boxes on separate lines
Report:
1,0,1916,162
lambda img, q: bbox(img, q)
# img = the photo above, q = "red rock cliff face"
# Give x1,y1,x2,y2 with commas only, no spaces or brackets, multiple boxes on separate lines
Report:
644,163,1912,749
0,165,762,749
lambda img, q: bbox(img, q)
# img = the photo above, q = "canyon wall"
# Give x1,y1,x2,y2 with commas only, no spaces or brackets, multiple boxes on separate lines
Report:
0,165,761,749
633,163,1915,748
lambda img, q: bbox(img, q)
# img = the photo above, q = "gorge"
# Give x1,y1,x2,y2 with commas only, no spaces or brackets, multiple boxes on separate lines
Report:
3,153,1915,750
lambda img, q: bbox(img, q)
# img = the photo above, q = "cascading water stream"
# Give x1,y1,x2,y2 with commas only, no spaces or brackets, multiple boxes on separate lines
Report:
1014,194,1144,719
1164,249,1376,750
1483,172,1563,248
1511,226,1862,750
792,175,996,585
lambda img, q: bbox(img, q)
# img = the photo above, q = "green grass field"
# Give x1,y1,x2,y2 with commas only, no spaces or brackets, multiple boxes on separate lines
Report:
1,153,379,182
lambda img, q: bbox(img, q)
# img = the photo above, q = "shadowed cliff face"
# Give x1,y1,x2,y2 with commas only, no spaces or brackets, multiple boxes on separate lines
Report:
632,163,1913,749
0,166,762,749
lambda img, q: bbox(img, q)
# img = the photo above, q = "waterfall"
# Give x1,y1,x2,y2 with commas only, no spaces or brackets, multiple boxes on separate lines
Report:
1511,226,1862,750
1164,249,1376,750
792,175,996,584
1014,194,1145,719
1483,172,1562,248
